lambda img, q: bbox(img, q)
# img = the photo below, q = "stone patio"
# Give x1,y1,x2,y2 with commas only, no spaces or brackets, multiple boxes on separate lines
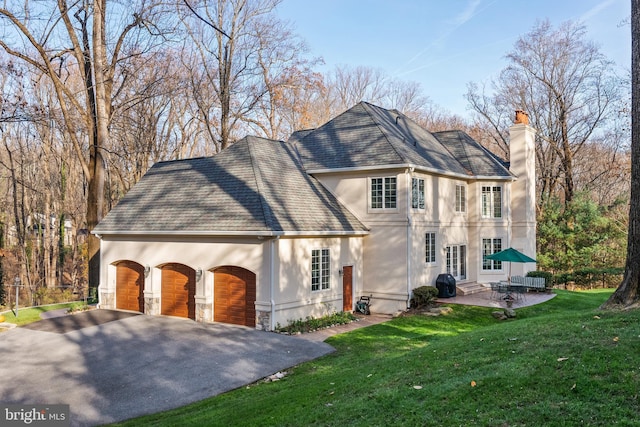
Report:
437,289,556,308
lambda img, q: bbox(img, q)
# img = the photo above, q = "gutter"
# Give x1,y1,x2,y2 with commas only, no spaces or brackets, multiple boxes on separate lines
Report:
307,163,516,182
91,229,369,237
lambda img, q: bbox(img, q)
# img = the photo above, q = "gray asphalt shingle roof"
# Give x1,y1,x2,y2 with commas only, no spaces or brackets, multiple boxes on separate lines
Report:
94,136,368,235
95,102,512,237
291,102,511,178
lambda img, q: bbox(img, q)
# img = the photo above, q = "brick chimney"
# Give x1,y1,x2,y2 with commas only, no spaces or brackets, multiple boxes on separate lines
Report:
509,111,536,275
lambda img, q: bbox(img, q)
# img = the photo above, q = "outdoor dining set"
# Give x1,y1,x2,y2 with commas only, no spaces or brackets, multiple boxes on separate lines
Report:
484,247,542,305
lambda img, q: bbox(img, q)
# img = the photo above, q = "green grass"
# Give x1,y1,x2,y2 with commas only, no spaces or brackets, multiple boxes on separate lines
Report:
0,302,79,326
112,289,640,426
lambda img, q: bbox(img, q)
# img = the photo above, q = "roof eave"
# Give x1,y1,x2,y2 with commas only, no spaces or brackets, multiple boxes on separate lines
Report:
307,163,514,181
93,229,369,238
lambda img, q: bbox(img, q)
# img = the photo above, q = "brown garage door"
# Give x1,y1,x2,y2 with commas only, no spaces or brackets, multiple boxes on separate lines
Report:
161,264,196,320
214,266,256,327
116,261,145,313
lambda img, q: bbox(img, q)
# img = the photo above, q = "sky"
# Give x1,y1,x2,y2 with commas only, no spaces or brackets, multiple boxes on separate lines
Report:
275,0,631,118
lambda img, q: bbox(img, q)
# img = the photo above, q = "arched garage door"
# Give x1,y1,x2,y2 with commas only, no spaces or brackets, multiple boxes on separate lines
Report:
214,266,256,327
161,263,196,320
116,261,145,313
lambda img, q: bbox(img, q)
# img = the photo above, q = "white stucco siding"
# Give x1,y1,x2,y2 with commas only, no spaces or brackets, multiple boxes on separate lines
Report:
272,236,363,326
361,224,410,313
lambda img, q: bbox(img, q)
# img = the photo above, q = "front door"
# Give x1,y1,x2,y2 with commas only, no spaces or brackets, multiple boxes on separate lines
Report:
342,266,353,312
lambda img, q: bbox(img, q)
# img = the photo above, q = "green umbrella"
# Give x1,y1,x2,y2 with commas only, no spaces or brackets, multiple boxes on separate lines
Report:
484,247,536,284
484,247,536,263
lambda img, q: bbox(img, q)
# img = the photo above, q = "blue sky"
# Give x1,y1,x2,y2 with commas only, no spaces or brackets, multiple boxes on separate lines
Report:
275,0,631,117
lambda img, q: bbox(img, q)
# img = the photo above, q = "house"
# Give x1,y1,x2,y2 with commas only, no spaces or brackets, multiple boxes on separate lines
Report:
93,102,536,329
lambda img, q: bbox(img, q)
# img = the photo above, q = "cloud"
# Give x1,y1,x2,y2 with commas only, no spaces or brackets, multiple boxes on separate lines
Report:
579,0,616,22
397,0,496,75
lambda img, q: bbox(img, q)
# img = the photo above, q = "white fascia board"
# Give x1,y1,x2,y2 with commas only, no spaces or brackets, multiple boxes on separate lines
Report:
92,229,369,238
280,230,370,237
308,163,514,181
92,230,285,237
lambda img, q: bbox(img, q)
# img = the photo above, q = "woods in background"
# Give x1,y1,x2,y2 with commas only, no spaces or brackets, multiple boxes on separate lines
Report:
0,1,631,306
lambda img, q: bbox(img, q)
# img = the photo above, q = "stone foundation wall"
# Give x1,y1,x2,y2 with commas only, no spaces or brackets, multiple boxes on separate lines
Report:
256,310,271,331
100,292,114,310
144,297,160,315
196,302,212,323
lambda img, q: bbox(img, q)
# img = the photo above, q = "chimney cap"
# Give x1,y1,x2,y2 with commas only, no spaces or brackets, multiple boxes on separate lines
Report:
515,110,529,125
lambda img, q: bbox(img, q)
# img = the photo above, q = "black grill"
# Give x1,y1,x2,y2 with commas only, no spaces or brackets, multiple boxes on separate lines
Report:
435,273,456,298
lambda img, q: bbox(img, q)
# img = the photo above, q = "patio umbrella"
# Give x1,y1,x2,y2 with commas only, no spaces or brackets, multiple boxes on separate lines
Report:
484,247,536,284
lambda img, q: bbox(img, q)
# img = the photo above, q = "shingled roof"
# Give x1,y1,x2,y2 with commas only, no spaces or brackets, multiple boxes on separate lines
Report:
93,136,369,236
290,102,512,179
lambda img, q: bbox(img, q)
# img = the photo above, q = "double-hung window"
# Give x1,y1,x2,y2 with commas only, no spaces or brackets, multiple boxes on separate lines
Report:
482,238,502,271
371,177,397,209
455,184,466,213
311,248,330,291
412,178,425,209
481,186,502,218
425,232,436,263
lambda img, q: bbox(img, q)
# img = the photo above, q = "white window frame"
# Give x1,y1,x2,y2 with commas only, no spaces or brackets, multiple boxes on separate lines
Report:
481,185,502,218
412,178,425,210
482,238,503,271
455,184,466,213
311,248,330,291
370,177,397,210
445,244,467,280
425,232,436,264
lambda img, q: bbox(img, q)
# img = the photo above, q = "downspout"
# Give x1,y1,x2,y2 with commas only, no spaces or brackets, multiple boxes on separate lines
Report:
270,236,279,331
406,168,413,308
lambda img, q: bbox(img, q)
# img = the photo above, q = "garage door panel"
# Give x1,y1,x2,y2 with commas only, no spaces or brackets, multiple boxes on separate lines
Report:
116,262,145,313
161,264,195,320
214,266,256,327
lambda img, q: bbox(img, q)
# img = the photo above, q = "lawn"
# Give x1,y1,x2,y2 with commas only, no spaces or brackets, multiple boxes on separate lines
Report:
0,302,82,326
111,289,640,426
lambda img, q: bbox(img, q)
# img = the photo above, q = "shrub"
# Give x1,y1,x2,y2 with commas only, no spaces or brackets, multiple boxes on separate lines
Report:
526,270,552,283
410,286,439,308
275,311,356,334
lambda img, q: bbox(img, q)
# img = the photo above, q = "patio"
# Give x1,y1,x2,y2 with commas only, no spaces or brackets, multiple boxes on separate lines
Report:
436,288,556,308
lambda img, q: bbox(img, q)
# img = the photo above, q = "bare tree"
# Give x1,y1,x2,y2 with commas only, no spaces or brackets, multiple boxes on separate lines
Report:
0,1,171,292
601,0,640,309
180,0,283,150
467,20,621,207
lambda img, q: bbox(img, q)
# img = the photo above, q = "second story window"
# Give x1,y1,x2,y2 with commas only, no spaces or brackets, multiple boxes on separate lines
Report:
481,186,502,218
371,177,397,209
412,178,425,209
455,184,466,213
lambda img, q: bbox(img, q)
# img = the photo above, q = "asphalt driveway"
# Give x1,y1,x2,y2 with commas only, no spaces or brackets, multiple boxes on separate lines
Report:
0,310,334,426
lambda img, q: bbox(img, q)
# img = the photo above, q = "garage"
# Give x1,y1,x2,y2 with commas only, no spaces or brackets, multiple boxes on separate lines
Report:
161,263,196,319
116,261,145,313
214,266,256,327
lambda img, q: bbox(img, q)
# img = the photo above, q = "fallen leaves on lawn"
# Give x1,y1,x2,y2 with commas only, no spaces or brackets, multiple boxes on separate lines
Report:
557,357,569,362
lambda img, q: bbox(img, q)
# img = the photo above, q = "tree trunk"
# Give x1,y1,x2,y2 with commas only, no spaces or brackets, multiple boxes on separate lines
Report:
601,0,640,309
